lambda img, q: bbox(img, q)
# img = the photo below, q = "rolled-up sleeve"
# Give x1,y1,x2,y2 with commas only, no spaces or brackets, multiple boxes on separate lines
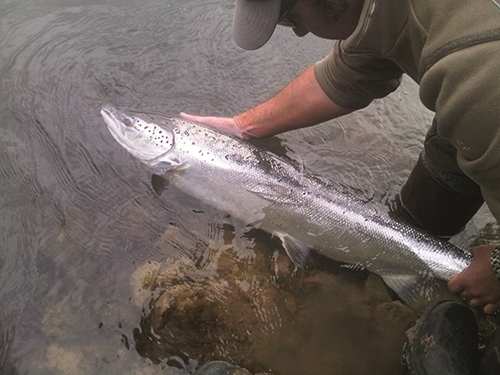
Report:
314,42,404,110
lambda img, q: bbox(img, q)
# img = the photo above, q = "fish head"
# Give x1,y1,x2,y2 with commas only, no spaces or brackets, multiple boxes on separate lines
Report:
101,105,178,172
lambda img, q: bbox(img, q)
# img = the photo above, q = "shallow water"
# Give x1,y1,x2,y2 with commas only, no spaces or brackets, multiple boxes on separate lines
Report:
0,0,497,374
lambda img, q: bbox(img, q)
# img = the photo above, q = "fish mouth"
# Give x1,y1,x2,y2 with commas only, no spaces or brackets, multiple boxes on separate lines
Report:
100,105,147,158
101,105,139,142
100,105,123,136
100,105,114,124
100,104,117,120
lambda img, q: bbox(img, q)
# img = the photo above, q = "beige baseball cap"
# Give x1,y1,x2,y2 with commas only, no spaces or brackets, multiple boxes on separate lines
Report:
232,0,282,50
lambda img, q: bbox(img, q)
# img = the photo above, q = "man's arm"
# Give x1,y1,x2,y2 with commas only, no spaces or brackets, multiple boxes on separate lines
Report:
181,66,354,138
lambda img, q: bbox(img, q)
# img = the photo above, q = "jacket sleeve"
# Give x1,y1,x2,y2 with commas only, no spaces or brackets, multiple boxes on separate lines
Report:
419,40,500,223
314,42,404,110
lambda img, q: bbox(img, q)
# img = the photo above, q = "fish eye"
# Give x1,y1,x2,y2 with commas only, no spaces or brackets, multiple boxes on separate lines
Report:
123,118,133,127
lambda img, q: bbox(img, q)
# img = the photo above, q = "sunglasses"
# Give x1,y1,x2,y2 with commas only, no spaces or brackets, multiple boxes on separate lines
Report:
277,0,299,27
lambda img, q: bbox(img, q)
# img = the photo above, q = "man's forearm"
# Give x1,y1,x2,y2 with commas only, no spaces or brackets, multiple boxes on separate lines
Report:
235,65,354,138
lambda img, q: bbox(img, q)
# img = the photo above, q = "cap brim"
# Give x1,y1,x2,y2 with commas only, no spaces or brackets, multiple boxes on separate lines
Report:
232,0,281,50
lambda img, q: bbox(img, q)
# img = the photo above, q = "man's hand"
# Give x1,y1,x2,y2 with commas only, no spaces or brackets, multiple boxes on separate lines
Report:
448,244,500,314
180,113,254,140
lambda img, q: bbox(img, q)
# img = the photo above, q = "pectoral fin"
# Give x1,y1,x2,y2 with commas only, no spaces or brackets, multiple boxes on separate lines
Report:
151,174,168,196
275,231,314,268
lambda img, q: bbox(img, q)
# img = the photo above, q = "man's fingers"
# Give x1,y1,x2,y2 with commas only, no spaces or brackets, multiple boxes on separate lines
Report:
448,274,465,294
467,298,483,308
460,293,500,315
179,113,254,140
179,112,217,125
179,112,196,121
483,301,500,315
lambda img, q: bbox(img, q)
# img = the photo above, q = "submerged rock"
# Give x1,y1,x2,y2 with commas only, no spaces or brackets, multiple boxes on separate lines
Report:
131,228,419,375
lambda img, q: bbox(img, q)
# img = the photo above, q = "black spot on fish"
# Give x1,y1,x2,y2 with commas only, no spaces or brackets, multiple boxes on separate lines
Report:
121,334,130,350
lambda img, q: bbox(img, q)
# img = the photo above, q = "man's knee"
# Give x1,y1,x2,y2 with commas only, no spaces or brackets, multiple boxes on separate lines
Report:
397,152,484,237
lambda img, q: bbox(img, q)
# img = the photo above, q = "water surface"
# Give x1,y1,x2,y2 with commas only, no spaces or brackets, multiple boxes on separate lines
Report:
0,0,497,374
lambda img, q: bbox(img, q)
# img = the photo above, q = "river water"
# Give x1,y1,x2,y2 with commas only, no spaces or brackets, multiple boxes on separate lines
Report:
0,1,497,374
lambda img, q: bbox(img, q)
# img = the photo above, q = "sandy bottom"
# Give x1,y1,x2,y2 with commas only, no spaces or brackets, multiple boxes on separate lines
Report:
130,226,423,375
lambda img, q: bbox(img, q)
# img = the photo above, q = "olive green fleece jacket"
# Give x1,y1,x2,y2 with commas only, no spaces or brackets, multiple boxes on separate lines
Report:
315,0,500,223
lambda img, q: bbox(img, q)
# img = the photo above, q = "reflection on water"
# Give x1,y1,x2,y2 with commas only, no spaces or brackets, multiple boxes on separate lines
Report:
0,0,497,374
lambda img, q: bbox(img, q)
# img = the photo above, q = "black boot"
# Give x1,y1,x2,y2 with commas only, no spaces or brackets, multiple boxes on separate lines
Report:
402,300,479,375
397,152,484,238
480,326,500,375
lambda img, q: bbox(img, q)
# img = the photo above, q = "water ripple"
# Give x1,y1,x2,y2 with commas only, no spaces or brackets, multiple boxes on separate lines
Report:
0,1,495,374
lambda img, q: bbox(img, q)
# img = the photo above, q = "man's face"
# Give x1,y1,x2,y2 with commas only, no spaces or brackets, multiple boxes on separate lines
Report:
284,0,362,40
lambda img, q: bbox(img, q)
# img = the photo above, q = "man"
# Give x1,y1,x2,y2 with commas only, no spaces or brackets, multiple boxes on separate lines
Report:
184,0,500,373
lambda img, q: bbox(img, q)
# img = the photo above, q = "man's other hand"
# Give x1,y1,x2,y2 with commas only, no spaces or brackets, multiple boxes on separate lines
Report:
449,244,500,314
